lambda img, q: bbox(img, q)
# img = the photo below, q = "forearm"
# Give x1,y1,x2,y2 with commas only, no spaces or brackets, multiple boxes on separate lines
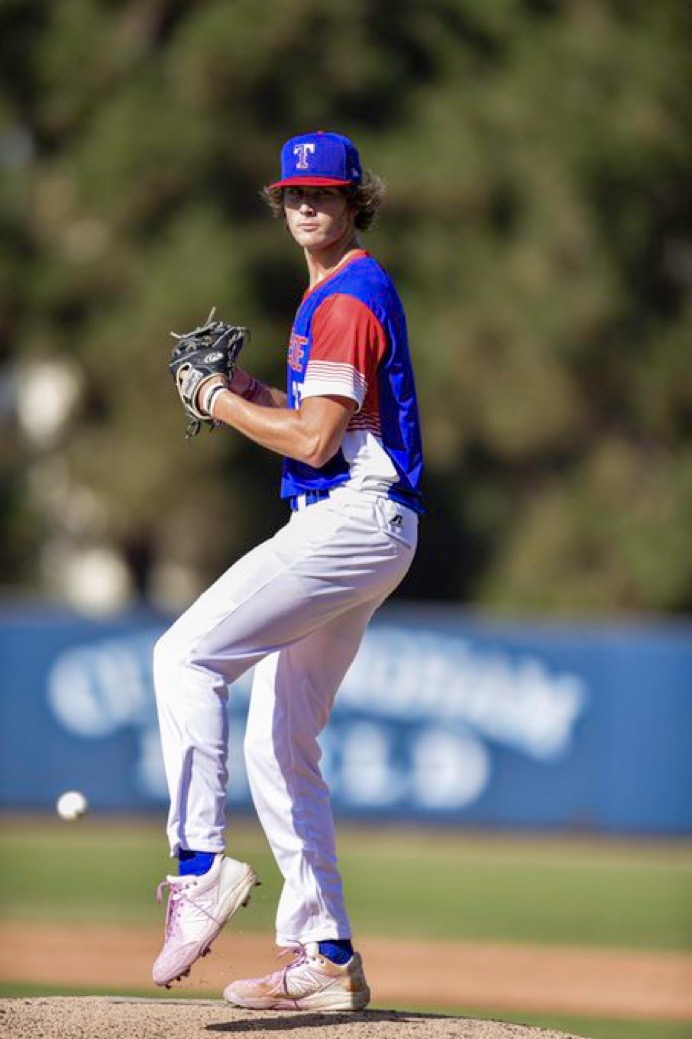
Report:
195,367,352,465
208,389,326,464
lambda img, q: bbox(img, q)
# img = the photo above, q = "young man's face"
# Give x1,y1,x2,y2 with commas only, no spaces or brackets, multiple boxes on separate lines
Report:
283,187,355,254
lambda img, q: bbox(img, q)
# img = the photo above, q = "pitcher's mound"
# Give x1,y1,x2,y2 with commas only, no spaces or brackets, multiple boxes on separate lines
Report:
0,996,587,1039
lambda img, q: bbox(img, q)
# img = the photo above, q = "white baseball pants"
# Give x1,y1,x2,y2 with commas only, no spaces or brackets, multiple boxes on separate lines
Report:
153,487,417,947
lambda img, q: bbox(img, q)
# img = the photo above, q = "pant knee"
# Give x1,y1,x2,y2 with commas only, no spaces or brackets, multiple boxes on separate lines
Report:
153,627,188,700
155,626,235,713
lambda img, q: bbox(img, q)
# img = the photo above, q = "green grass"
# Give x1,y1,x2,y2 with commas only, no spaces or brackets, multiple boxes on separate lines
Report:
1,816,691,951
342,826,692,950
0,981,214,1000
0,815,280,931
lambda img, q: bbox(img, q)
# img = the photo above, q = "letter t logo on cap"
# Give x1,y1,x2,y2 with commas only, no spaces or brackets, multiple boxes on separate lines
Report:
293,142,316,170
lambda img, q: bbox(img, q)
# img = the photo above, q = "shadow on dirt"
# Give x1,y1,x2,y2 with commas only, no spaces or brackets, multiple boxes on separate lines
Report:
206,1009,451,1032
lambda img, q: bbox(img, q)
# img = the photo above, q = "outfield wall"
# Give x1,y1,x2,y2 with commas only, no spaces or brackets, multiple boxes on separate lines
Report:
1,603,690,833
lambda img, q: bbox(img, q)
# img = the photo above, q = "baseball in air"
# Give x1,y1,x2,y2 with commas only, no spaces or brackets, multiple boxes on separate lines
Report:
56,790,89,821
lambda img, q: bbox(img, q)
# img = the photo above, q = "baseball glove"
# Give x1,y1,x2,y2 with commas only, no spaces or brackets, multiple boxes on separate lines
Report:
169,308,249,438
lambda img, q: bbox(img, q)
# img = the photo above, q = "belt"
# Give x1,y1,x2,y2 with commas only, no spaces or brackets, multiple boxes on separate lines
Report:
289,489,331,511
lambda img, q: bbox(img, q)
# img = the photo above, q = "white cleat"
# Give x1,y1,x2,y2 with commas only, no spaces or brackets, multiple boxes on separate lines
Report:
152,854,260,988
223,942,370,1011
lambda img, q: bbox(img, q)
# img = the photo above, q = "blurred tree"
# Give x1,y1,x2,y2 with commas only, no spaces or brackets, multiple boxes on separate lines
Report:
0,0,691,616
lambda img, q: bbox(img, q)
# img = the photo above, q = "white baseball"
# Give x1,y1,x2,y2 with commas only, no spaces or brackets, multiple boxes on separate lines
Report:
56,790,89,821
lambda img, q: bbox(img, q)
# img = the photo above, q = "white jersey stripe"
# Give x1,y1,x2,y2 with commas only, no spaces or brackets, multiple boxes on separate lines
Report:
304,360,368,408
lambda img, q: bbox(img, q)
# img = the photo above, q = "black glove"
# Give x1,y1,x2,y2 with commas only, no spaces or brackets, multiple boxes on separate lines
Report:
169,308,249,438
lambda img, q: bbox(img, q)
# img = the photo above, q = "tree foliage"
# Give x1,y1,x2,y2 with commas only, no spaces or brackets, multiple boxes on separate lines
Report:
1,0,691,615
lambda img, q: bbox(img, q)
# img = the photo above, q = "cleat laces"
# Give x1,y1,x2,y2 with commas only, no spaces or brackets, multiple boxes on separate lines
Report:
275,944,330,997
157,876,219,939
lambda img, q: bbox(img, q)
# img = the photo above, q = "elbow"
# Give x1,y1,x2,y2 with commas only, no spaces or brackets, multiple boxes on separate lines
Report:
300,433,340,469
302,444,338,469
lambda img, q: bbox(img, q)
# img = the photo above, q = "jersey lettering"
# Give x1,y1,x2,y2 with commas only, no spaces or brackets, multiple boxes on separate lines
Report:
288,332,308,372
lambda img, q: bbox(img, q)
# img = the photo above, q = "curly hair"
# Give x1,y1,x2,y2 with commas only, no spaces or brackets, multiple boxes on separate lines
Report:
260,170,386,231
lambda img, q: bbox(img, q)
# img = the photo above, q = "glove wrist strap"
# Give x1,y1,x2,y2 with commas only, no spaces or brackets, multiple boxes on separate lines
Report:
200,382,226,418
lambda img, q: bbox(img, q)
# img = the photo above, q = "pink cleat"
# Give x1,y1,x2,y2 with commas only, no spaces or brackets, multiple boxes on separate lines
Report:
152,853,259,988
223,942,370,1011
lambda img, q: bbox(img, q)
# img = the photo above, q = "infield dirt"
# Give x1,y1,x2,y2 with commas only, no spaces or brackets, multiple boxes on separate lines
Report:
0,996,586,1039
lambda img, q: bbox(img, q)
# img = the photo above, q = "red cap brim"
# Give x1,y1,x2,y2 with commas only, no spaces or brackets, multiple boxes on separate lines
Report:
267,176,354,189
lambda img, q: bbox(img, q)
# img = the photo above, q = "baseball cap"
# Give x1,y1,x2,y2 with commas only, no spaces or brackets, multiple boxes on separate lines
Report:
269,131,363,189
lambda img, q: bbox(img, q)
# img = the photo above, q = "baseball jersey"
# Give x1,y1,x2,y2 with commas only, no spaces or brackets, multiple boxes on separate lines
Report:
281,249,424,513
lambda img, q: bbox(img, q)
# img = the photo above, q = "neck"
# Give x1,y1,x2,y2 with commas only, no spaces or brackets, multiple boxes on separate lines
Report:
305,233,361,289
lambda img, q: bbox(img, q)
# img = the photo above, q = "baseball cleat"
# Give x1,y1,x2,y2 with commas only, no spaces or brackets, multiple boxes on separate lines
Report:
223,942,370,1011
152,853,260,988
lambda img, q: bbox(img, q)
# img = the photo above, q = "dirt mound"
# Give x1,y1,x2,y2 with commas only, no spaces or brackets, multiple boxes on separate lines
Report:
0,997,586,1039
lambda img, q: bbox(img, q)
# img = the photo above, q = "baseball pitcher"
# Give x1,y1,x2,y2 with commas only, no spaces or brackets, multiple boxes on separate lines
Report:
153,130,424,1010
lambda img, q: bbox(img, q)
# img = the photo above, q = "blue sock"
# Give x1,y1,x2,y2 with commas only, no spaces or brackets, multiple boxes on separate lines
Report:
318,939,353,965
178,849,216,877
